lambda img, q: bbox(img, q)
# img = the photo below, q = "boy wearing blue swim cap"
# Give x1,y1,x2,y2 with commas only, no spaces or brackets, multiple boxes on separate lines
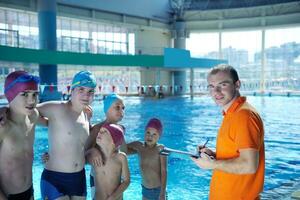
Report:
37,70,96,200
0,70,97,199
85,93,125,199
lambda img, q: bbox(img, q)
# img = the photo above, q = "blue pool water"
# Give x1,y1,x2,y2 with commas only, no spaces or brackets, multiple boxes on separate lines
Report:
32,96,300,199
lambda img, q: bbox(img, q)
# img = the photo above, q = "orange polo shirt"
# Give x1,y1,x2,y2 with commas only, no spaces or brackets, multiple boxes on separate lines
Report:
209,96,265,200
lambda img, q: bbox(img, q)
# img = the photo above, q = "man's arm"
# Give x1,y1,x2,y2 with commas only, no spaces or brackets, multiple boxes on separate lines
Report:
107,153,130,200
192,148,259,174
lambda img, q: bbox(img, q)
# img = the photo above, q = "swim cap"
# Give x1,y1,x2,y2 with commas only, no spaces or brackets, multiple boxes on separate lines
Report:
71,71,97,90
145,118,163,136
102,123,125,148
4,71,39,103
103,93,123,114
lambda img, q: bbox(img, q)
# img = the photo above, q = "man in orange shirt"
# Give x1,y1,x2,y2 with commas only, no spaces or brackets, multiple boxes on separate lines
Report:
192,64,265,200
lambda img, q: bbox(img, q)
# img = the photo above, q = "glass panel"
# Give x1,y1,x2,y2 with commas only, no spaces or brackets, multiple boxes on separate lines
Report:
0,8,5,24
120,33,126,42
222,31,261,91
106,31,113,42
265,27,300,91
120,43,127,54
113,42,121,54
128,33,135,55
97,41,105,54
106,41,113,54
61,19,71,37
186,33,219,59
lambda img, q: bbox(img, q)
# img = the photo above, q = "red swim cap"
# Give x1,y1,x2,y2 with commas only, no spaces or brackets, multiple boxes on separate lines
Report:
145,118,163,136
102,124,125,148
4,71,39,103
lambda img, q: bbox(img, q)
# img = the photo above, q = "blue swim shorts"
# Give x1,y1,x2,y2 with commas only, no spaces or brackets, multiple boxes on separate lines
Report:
40,168,86,200
142,184,161,200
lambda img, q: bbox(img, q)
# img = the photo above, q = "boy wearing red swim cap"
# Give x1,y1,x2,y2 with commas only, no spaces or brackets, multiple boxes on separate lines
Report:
93,123,130,200
0,71,39,200
127,118,167,200
85,93,125,199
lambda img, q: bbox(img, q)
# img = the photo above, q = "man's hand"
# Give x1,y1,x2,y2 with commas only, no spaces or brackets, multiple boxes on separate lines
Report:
191,152,216,170
197,146,216,159
0,107,8,127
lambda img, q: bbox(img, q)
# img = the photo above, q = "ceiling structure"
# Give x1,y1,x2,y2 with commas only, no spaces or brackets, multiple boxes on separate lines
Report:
0,0,299,31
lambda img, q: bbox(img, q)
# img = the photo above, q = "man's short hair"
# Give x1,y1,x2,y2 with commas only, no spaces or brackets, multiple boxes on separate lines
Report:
208,64,239,83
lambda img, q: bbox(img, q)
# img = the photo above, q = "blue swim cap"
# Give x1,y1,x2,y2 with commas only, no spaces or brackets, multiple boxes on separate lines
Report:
104,93,123,114
71,71,97,90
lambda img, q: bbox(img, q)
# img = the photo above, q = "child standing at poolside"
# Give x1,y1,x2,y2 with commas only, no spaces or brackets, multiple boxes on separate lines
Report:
127,118,167,200
93,123,130,200
85,93,125,198
0,71,39,200
38,70,96,200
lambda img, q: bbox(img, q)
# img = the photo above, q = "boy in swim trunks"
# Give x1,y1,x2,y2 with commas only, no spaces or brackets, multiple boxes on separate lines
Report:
38,71,96,200
127,118,167,200
0,71,39,200
85,93,125,199
92,123,130,200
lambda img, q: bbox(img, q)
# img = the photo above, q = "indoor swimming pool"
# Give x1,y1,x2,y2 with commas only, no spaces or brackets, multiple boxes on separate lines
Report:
32,95,300,199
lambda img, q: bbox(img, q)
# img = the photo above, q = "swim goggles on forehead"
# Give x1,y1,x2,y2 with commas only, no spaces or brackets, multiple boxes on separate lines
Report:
71,79,96,88
4,74,40,93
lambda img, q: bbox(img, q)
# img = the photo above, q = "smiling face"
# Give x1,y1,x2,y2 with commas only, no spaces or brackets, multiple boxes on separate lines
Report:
71,86,95,108
9,90,39,115
106,100,125,123
144,127,160,146
207,70,241,111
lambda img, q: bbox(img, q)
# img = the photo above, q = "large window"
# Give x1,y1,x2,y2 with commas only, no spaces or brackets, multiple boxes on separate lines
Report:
187,33,219,59
56,17,134,55
0,7,135,55
187,28,300,93
222,31,261,91
186,33,219,93
0,7,139,96
0,8,38,48
264,27,300,91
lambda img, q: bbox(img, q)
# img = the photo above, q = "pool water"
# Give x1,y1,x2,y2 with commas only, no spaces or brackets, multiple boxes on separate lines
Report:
33,96,300,199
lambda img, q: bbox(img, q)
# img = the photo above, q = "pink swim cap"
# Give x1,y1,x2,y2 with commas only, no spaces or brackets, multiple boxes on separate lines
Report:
145,118,163,136
4,71,39,103
102,124,125,148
